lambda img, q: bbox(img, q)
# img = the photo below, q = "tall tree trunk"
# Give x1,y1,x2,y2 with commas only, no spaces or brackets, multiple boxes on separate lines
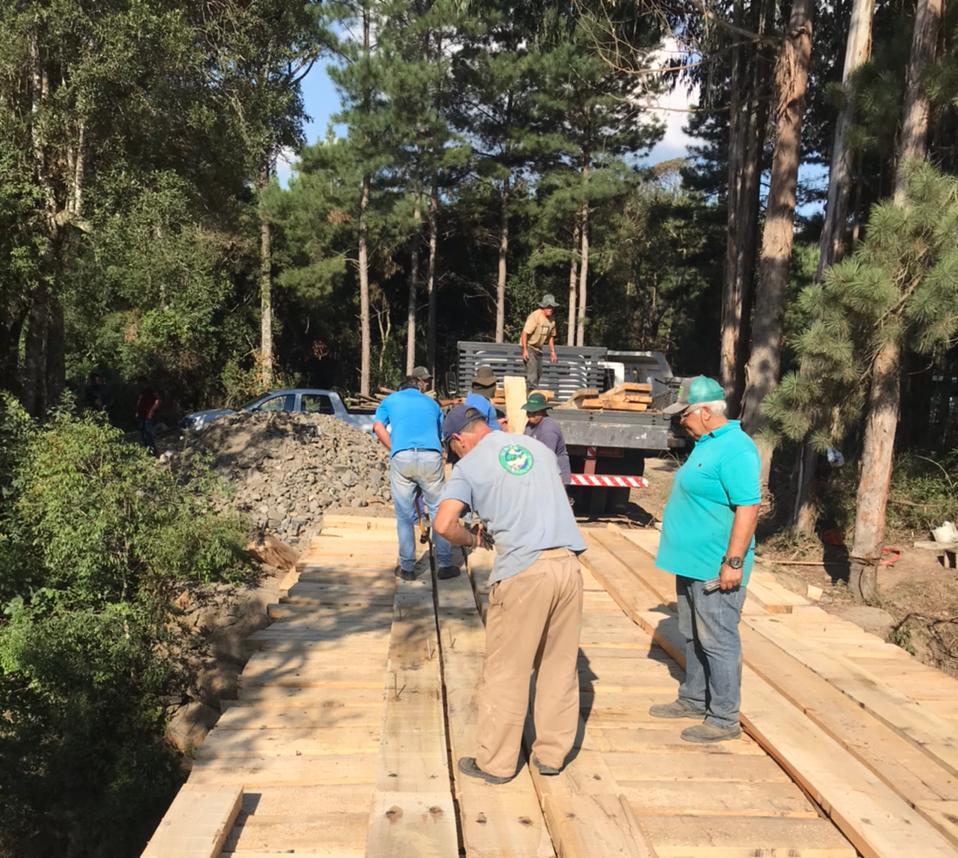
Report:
816,0,875,276
426,178,439,376
257,161,274,391
575,157,590,347
720,0,773,412
22,287,49,417
849,0,942,600
566,221,580,346
495,178,509,343
358,172,371,396
45,293,64,409
740,0,814,485
794,0,876,532
893,0,941,201
406,194,421,376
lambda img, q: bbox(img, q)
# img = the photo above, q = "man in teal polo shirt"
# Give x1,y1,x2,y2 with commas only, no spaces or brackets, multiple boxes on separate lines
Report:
651,376,760,743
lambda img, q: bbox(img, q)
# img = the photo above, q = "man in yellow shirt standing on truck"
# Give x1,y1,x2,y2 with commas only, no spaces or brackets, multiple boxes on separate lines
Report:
520,294,558,389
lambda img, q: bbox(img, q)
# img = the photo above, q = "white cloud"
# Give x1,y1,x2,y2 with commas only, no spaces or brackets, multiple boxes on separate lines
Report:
275,147,298,189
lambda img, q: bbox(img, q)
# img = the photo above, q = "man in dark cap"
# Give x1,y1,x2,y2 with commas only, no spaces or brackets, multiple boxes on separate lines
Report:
520,294,558,389
522,392,570,484
434,404,586,784
410,365,433,393
465,365,501,430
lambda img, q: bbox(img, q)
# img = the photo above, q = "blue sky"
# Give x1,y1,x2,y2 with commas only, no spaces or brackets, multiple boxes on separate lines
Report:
281,61,826,213
276,61,698,185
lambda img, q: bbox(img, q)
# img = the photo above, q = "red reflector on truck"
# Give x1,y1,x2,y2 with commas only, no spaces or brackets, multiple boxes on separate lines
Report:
569,474,648,488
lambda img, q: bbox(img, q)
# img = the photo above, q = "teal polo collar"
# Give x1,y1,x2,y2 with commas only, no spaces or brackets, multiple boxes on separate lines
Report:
697,419,739,444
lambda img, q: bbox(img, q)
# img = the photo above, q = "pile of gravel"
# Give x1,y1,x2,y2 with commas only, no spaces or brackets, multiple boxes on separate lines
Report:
183,411,391,543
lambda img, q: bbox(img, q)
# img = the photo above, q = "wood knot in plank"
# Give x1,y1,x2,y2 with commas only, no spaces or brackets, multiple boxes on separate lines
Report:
385,805,403,823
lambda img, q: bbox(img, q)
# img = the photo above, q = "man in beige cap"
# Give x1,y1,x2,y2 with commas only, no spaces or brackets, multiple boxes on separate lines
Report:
520,294,558,389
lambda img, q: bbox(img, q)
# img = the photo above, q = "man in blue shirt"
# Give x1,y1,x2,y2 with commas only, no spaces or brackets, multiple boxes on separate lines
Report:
373,377,458,580
464,365,501,430
651,376,760,743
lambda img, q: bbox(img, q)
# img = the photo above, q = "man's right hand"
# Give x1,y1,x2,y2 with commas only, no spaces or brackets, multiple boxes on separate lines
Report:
522,350,529,362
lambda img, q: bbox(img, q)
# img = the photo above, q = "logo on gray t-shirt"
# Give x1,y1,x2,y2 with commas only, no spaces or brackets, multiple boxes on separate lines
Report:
498,443,534,476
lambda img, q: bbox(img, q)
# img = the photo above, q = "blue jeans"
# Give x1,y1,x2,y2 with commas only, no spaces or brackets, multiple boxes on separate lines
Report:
389,450,453,571
676,576,746,728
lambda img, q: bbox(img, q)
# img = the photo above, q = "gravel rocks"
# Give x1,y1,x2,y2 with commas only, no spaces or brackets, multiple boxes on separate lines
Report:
183,411,391,543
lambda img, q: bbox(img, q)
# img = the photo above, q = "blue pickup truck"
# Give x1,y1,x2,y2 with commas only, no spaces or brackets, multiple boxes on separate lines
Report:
181,388,376,433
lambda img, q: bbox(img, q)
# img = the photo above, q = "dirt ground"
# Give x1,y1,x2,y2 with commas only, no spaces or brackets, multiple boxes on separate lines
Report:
614,457,958,679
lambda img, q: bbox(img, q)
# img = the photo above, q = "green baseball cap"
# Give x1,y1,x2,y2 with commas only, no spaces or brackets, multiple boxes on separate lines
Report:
663,376,726,415
521,392,550,413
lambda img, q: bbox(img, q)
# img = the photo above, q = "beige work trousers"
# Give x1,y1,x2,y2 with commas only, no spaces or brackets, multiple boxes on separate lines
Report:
476,550,584,777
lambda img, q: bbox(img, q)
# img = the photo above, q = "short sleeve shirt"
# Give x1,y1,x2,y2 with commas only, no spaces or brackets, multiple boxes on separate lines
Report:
656,421,761,583
373,389,443,457
465,392,501,430
522,309,557,349
441,432,586,584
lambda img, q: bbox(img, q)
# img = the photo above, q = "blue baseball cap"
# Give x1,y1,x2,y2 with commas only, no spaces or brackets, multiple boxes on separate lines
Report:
442,405,484,444
663,376,726,415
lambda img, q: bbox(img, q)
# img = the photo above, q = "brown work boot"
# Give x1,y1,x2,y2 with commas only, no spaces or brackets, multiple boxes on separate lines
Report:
649,698,706,719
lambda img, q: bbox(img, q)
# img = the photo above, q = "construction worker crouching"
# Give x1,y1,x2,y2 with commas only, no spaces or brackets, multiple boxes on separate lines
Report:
372,370,460,581
650,376,760,742
521,294,558,389
434,405,586,783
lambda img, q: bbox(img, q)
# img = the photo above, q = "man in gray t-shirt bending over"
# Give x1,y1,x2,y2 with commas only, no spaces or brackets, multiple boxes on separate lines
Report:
434,405,586,784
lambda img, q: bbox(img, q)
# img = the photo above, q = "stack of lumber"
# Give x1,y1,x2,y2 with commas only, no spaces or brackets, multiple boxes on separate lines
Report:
580,524,958,857
577,382,653,412
490,387,553,409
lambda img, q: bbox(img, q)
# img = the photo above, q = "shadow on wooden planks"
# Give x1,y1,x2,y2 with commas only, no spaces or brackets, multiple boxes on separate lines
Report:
581,526,958,858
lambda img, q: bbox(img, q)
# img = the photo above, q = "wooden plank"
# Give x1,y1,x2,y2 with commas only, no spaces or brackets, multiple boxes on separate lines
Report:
580,541,958,858
504,375,528,434
366,558,458,857
142,784,242,858
190,754,378,787
582,399,647,412
640,816,855,857
747,614,958,778
223,812,369,853
436,564,556,858
618,780,818,818
196,726,381,759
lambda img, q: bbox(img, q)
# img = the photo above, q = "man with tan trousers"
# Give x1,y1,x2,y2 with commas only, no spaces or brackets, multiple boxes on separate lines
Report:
434,404,587,783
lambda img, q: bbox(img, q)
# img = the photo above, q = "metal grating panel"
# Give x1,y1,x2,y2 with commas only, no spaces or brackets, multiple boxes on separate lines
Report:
455,341,608,399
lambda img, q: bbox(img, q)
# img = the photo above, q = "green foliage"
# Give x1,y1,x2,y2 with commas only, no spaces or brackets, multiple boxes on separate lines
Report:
766,163,958,448
0,400,250,855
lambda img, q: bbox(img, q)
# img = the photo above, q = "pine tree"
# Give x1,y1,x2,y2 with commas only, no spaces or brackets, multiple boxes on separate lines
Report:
765,163,958,598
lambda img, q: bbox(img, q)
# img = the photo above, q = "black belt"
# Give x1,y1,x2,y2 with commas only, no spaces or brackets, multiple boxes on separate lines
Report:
398,448,440,453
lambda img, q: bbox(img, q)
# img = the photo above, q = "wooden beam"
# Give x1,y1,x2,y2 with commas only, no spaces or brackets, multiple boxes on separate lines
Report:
504,375,528,434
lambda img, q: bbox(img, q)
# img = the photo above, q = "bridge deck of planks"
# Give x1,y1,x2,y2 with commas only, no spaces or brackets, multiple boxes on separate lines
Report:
144,515,958,858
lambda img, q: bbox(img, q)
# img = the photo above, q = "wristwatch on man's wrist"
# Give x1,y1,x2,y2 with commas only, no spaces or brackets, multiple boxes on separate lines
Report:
722,555,744,570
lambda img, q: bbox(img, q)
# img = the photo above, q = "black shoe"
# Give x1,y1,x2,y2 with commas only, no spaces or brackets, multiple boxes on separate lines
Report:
437,565,461,579
531,755,561,776
399,568,418,581
457,756,513,785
